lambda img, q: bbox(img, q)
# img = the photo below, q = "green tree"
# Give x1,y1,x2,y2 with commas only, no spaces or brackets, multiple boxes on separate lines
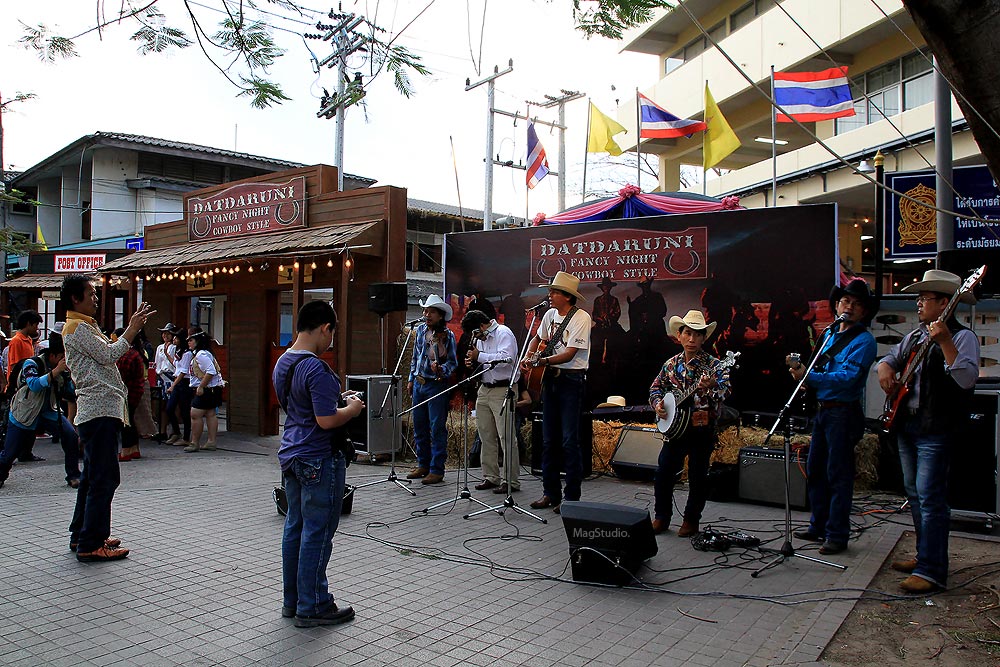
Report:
18,1,429,109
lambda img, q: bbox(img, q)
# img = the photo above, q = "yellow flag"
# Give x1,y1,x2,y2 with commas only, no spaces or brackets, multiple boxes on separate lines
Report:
35,222,47,250
587,102,627,156
703,84,741,170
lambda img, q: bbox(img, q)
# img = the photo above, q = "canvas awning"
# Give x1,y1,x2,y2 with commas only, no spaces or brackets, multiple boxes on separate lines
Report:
97,220,380,274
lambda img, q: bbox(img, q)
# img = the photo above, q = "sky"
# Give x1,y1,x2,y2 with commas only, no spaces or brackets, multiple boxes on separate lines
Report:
1,0,657,220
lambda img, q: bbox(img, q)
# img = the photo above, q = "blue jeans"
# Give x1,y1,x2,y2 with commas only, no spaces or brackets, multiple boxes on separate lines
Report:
654,425,713,524
806,404,863,546
0,417,80,484
897,420,951,586
282,454,346,616
411,381,450,475
540,370,586,503
69,417,122,552
166,379,192,440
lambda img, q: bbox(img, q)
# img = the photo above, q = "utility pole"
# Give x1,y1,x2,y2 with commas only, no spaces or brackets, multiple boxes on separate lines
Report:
308,11,367,192
526,90,584,212
466,61,514,230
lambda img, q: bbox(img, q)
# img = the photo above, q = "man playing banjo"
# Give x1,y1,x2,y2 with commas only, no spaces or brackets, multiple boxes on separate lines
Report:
648,310,732,537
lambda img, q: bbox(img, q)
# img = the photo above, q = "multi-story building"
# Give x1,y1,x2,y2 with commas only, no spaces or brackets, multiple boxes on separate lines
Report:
617,0,979,291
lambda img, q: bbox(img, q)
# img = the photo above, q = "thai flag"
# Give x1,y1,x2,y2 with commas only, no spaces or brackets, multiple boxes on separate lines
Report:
638,93,707,139
774,67,856,122
526,122,549,190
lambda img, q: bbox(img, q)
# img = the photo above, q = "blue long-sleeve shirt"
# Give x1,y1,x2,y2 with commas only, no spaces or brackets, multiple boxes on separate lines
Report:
805,325,877,402
9,358,74,430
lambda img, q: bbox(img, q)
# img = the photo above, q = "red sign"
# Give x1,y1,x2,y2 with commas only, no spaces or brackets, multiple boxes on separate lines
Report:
54,253,108,273
529,226,708,284
187,176,307,242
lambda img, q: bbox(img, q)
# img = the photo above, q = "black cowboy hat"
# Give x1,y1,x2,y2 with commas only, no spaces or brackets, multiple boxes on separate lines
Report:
829,278,879,324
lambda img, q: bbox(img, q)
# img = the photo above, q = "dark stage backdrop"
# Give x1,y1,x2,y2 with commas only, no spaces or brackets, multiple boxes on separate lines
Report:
444,204,839,413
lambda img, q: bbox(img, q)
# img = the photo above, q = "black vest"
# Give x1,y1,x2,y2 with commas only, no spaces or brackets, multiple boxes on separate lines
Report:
916,318,974,434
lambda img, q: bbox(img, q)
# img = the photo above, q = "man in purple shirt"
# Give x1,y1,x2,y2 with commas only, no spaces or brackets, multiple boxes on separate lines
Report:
272,301,364,627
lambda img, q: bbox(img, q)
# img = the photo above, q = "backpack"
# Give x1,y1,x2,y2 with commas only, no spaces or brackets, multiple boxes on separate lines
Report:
5,355,45,401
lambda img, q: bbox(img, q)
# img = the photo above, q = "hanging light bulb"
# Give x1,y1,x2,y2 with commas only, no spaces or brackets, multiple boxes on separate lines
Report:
134,275,140,283
195,270,201,277
345,257,353,269
278,263,284,272
311,261,317,270
156,275,161,282
293,260,300,270
234,265,240,272
248,265,254,273
327,258,334,268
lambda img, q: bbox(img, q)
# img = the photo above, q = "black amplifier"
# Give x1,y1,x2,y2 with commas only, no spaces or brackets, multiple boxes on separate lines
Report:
738,446,809,510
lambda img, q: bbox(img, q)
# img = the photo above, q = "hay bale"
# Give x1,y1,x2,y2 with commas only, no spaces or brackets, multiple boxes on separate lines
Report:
591,420,625,473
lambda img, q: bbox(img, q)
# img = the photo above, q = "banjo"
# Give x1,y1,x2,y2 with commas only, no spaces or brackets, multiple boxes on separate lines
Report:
656,350,739,439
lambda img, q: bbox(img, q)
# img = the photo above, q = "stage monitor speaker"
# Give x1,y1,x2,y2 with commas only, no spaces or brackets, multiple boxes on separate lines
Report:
738,446,809,510
938,249,996,298
345,375,401,456
560,501,658,586
950,388,999,515
368,282,408,315
610,426,662,481
530,412,593,477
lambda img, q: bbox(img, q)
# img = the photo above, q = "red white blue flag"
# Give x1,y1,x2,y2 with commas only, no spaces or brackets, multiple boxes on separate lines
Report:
526,122,549,189
774,67,855,123
638,92,707,139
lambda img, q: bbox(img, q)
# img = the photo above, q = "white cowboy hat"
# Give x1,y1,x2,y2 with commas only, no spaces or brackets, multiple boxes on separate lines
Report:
540,271,585,301
901,269,977,304
668,309,717,338
419,294,453,321
595,395,626,409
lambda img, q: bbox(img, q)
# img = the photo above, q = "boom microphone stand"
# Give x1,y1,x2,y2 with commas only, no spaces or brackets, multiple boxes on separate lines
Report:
752,323,846,578
421,362,508,514
354,322,416,496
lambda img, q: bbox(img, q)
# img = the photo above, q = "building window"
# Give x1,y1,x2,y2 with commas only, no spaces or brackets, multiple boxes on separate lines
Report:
667,2,782,71
39,298,57,340
406,241,442,273
836,49,932,134
81,202,92,240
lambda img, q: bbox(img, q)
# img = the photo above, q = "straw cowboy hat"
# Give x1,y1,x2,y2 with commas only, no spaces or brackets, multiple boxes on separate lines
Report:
901,269,977,304
596,395,626,409
829,278,880,324
419,294,453,321
541,271,585,301
668,309,717,338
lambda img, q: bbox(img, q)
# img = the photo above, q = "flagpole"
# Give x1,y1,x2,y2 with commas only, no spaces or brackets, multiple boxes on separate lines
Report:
583,100,591,203
702,81,708,196
771,65,777,207
635,89,642,190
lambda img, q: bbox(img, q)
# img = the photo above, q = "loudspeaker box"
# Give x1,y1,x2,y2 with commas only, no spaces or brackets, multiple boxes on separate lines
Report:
738,446,809,510
560,501,657,586
368,282,408,315
610,425,662,481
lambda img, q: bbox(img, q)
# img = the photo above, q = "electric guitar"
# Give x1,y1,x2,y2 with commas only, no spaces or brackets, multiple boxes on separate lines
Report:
656,351,739,440
880,265,986,433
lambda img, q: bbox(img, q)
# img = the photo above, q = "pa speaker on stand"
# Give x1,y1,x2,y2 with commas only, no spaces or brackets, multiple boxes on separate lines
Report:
368,282,408,315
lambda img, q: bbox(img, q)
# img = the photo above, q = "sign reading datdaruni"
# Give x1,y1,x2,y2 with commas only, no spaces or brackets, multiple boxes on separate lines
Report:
186,176,307,243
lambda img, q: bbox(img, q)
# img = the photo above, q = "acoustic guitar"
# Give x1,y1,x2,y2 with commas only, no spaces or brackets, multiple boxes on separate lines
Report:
656,351,740,440
523,340,549,402
880,265,986,433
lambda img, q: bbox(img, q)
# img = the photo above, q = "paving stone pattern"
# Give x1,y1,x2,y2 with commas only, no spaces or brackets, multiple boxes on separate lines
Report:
0,436,909,666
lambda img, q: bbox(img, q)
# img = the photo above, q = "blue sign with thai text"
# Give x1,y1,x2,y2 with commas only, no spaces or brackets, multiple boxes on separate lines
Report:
885,165,1000,259
125,237,145,251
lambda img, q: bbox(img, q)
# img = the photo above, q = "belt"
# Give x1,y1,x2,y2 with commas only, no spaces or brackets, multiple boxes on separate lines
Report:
481,381,509,388
414,376,443,385
818,400,856,409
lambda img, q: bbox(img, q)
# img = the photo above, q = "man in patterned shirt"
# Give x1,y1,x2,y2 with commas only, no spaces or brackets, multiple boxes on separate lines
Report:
649,310,732,537
63,275,155,562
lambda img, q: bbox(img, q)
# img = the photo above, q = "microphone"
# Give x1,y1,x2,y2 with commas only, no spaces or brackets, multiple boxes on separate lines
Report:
485,357,513,367
403,317,424,327
827,313,849,328
525,298,549,312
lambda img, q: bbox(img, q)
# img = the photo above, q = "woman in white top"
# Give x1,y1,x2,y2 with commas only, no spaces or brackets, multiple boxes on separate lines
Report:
184,331,224,453
166,330,193,446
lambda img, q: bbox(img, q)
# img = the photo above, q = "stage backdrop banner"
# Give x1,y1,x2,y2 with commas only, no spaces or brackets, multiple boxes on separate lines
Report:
444,204,839,414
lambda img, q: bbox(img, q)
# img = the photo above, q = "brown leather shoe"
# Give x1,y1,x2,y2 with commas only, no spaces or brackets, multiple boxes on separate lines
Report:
900,575,942,593
891,558,918,573
676,520,700,538
406,467,429,480
76,545,130,562
492,483,519,494
818,540,847,555
474,480,499,491
530,496,556,509
421,473,444,485
69,537,122,553
651,519,669,535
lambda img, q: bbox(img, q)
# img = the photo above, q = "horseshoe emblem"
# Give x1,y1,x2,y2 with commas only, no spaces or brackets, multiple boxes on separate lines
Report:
191,215,212,239
535,257,568,282
275,200,301,225
664,250,701,277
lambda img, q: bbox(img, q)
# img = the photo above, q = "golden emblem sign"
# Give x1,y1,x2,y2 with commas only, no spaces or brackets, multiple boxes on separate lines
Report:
898,183,937,246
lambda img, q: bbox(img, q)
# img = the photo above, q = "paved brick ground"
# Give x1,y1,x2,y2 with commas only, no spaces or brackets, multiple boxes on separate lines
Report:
0,434,914,667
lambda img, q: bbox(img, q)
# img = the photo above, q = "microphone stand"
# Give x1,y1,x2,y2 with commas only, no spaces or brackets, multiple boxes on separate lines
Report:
354,322,416,496
466,308,547,523
420,361,508,514
751,322,847,578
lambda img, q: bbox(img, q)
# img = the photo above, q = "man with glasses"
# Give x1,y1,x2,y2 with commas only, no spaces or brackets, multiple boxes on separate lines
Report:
877,269,980,593
788,279,878,556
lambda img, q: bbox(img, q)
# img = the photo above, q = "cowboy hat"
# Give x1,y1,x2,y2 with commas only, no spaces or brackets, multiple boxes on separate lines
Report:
598,277,617,289
595,395,626,409
668,309,717,338
419,294,453,321
158,321,178,332
829,278,880,323
901,269,977,304
540,271,585,301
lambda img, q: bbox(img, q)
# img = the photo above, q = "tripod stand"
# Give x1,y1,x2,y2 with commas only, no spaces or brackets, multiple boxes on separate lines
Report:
354,321,415,496
752,326,846,578
421,363,506,514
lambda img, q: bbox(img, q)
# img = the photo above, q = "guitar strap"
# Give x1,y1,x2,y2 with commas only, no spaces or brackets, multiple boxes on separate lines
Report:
541,307,579,358
809,323,866,371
